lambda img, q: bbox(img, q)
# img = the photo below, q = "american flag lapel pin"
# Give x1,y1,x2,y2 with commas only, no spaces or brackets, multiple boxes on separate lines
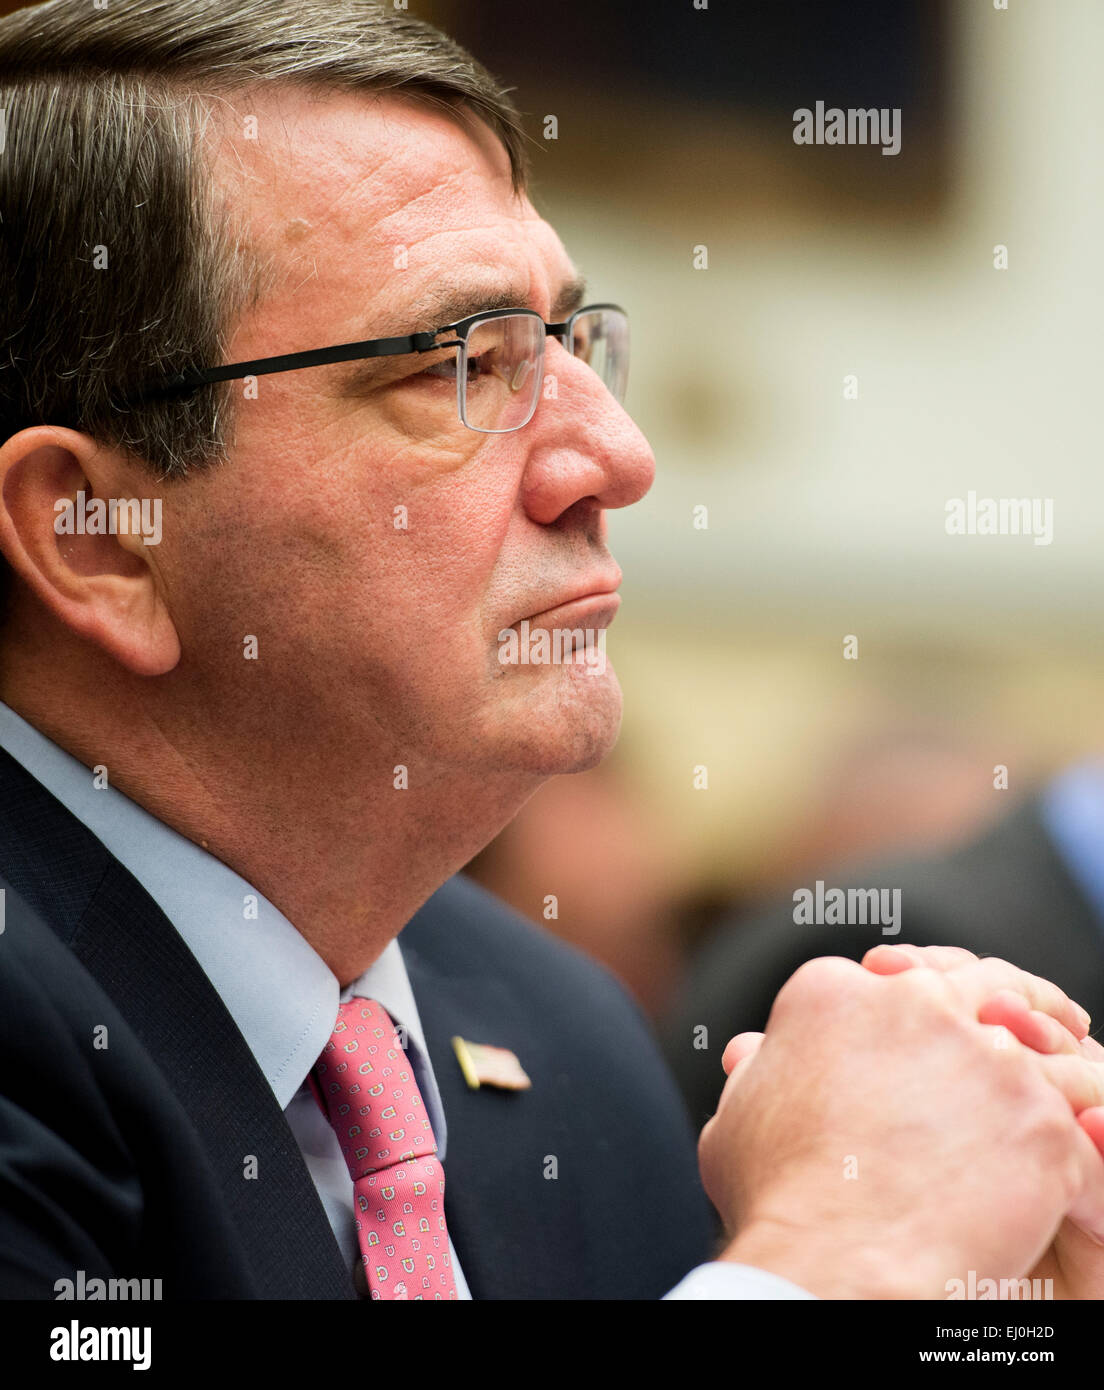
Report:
451,1036,532,1091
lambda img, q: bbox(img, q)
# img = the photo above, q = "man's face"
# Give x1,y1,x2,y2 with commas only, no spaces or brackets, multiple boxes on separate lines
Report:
157,90,654,784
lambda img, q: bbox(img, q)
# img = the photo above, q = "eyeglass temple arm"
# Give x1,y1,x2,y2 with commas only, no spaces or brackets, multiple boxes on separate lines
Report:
144,329,462,399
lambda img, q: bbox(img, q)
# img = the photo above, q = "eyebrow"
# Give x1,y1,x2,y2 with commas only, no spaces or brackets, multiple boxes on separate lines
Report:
417,274,590,332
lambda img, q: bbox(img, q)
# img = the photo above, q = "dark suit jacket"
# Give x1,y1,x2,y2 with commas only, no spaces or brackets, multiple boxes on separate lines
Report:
663,797,1104,1131
0,747,712,1299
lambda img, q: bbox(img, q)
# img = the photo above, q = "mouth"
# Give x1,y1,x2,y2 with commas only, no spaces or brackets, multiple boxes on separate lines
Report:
523,589,621,632
513,563,623,631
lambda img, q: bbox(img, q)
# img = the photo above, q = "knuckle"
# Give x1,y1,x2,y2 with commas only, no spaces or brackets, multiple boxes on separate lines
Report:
966,957,1012,989
897,964,954,1012
1018,1069,1076,1141
1034,1087,1074,1137
946,945,980,963
774,955,864,1015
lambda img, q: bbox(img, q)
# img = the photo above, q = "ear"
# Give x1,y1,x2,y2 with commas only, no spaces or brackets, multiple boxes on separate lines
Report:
0,426,181,676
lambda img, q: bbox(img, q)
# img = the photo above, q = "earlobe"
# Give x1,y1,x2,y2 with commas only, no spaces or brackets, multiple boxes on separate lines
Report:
0,426,182,676
109,522,182,677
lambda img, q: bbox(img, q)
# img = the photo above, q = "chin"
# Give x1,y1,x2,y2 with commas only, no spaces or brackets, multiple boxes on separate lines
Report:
487,663,624,776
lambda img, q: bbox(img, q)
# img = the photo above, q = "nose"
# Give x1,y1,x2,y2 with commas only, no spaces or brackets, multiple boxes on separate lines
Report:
516,336,656,526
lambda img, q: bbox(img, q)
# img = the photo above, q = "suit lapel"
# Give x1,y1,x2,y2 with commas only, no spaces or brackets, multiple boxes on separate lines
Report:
76,858,356,1299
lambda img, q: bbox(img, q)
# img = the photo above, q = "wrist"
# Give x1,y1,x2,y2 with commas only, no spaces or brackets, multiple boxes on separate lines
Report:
722,1214,943,1300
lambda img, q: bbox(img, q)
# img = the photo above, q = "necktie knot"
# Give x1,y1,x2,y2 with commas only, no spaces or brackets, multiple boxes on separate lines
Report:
313,997,436,1180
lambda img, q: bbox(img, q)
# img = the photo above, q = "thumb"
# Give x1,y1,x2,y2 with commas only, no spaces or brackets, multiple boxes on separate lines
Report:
1078,1106,1104,1156
721,1031,765,1076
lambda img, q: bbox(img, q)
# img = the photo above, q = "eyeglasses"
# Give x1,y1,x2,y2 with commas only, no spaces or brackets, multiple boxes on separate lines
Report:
133,302,629,434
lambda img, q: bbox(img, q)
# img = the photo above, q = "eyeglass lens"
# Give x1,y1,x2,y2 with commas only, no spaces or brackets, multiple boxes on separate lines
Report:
458,307,629,433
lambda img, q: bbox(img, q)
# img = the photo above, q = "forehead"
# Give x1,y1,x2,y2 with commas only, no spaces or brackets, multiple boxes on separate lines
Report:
210,89,575,340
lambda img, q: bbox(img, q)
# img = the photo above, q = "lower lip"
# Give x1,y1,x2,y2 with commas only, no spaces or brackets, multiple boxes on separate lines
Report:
522,592,621,630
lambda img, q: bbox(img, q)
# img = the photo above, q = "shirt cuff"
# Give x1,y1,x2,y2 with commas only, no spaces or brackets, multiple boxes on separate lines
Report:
663,1262,818,1300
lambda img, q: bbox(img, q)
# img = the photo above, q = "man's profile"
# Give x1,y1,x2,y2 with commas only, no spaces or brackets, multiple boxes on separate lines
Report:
1,0,1104,1307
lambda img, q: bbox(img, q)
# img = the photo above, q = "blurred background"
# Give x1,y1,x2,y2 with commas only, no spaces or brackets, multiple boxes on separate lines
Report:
422,0,1104,1018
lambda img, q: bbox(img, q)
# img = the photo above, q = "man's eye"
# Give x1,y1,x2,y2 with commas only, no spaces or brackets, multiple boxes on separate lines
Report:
418,352,489,384
418,355,460,383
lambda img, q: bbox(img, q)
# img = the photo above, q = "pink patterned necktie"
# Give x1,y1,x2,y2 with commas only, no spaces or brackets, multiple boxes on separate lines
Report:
310,997,458,1300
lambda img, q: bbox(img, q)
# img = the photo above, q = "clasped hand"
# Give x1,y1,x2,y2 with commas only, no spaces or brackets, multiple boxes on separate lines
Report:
698,944,1104,1299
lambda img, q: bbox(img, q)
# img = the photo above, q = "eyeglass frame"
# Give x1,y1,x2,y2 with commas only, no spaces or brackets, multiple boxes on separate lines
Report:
130,301,628,433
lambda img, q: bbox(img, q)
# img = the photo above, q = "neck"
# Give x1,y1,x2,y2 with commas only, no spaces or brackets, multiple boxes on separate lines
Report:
1,647,537,985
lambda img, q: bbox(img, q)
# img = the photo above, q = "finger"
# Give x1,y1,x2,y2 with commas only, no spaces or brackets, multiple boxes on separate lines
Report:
976,1026,1104,1111
865,946,1092,1041
946,958,1091,1041
1083,1035,1104,1063
1034,1053,1104,1115
1078,1107,1104,1157
977,991,1082,1055
862,943,979,976
721,1032,764,1076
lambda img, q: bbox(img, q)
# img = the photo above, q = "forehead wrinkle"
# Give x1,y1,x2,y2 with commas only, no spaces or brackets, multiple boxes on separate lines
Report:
364,177,496,250
312,141,422,230
359,134,519,233
302,117,508,249
286,173,485,297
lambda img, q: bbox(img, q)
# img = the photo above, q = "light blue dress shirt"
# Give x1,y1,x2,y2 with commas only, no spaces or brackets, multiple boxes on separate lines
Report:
0,700,809,1301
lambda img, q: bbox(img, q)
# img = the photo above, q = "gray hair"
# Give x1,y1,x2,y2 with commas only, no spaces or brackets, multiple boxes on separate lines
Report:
0,0,529,608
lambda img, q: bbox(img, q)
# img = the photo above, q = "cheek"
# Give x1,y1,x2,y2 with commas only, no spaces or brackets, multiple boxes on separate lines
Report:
364,439,521,623
369,487,510,655
172,402,519,667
